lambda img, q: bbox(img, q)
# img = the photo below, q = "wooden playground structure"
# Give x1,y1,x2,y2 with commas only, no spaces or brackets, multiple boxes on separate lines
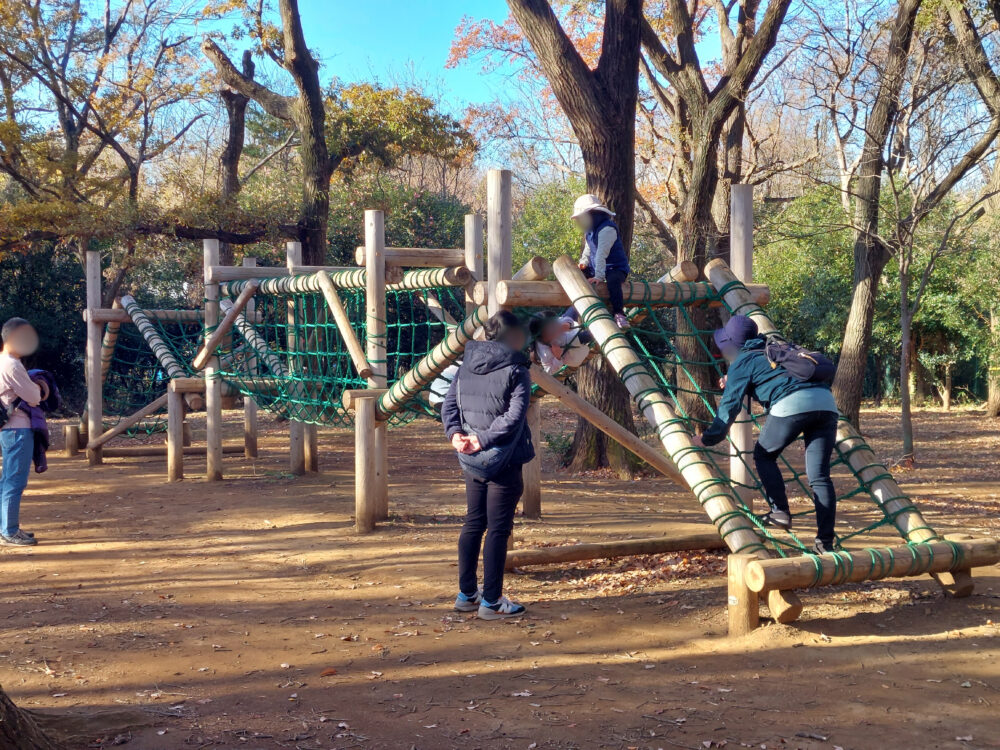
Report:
66,170,1000,636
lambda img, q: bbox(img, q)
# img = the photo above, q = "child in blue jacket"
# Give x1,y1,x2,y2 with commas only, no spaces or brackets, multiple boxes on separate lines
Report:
692,316,840,554
572,194,631,329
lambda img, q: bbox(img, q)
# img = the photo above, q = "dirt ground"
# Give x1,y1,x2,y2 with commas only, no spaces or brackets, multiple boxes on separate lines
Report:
1,405,998,750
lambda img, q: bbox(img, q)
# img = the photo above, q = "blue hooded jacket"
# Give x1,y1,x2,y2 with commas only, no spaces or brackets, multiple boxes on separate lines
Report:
701,338,833,446
441,340,535,466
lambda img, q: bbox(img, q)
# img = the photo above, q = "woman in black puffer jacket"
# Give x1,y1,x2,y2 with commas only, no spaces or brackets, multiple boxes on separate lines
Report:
441,311,534,620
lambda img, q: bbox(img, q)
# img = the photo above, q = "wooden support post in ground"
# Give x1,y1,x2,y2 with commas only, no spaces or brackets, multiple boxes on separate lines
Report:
242,257,259,458
729,184,756,509
366,210,389,519
63,425,79,457
286,241,307,476
85,241,103,466
203,239,224,481
465,213,484,317
521,401,542,519
167,389,184,482
305,424,319,472
553,255,803,624
353,395,377,533
486,169,512,317
704,257,977,599
727,553,759,636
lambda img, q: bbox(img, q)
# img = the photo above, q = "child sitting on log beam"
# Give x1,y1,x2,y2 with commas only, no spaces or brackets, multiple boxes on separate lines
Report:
528,310,594,374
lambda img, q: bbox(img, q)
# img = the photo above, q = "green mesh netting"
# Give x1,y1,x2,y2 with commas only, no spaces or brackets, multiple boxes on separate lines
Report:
101,313,202,435
216,283,468,427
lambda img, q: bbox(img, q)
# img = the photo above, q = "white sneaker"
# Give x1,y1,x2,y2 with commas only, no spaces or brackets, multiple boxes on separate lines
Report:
454,588,483,612
614,313,631,329
477,596,527,620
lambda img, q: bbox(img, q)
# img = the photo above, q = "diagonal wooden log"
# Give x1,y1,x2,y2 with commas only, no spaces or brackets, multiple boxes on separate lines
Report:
86,393,169,450
120,295,204,410
552,254,802,624
192,279,259,371
530,365,685,486
315,270,373,380
705,257,976,598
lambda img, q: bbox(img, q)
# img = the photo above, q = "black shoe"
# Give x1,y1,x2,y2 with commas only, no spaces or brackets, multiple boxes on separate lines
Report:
760,509,792,531
2,530,37,546
812,539,835,555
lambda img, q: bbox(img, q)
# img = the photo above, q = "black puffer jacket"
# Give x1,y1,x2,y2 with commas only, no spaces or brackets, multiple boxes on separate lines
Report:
441,340,535,467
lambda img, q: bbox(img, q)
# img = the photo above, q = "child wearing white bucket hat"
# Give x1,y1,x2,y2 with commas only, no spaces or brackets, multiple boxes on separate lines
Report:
571,194,631,328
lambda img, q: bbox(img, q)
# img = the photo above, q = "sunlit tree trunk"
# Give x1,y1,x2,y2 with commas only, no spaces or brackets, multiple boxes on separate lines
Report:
988,308,1000,417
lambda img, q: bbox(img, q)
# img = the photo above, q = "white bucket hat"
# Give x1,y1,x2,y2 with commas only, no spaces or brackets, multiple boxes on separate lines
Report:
571,193,615,219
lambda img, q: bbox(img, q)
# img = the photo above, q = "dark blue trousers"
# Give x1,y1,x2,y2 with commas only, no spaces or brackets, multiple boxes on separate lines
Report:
753,410,838,545
458,468,523,603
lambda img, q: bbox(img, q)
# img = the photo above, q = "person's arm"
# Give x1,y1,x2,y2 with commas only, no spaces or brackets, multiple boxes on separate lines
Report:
536,342,560,373
6,363,41,406
441,374,463,440
478,367,531,449
592,226,617,281
578,237,591,268
700,359,753,446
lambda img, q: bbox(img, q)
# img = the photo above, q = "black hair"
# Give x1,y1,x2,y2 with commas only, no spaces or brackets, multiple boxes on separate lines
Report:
482,310,525,343
528,311,559,339
1,317,31,343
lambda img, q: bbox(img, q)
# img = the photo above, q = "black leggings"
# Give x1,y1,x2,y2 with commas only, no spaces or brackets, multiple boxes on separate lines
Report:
583,267,629,315
753,410,839,545
458,468,523,604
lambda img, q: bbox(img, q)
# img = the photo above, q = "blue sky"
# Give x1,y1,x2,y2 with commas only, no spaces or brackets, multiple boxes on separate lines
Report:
284,0,512,111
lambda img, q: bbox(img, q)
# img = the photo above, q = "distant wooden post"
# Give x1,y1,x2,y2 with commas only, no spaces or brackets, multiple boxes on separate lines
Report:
167,389,184,482
242,257,259,458
727,554,759,636
286,241,307,476
204,239,224,481
366,210,389,519
521,402,542,519
85,241,103,466
729,184,755,509
464,213,484,317
63,425,79,458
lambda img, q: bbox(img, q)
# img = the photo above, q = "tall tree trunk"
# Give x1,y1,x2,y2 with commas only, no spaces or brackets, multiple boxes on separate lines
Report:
941,363,952,411
218,51,254,266
0,685,63,749
988,307,1000,417
569,355,637,476
832,0,922,425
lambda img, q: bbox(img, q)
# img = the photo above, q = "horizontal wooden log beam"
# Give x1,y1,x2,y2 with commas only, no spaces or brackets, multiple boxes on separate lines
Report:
85,308,205,323
208,264,361,283
169,377,207,394
101,444,246,458
488,280,770,308
744,538,999,593
506,532,725,570
354,246,465,267
387,266,472,290
342,388,390,411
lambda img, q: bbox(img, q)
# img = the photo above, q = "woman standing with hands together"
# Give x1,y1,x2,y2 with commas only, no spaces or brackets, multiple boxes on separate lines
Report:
442,311,534,620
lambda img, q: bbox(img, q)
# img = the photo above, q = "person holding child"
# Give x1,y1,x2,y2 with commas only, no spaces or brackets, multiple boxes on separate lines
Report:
0,318,47,546
572,194,631,329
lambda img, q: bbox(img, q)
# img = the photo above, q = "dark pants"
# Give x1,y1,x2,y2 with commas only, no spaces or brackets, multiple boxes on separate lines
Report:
458,467,523,603
753,410,838,545
584,267,629,315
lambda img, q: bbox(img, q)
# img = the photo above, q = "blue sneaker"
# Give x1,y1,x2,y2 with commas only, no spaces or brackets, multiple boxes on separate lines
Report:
454,589,483,612
478,596,526,621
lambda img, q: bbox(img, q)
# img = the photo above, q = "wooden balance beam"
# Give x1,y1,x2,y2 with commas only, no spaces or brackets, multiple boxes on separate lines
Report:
505,532,726,570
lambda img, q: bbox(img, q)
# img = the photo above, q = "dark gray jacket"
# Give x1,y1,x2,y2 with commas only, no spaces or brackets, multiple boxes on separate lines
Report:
441,340,535,466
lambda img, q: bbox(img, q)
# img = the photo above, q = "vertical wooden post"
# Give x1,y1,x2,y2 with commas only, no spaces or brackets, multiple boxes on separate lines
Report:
286,241,307,476
727,553,759,636
204,239,224,481
464,213,484,317
486,169,512,317
242,256,259,458
521,401,542,519
167,389,184,482
305,425,319,472
354,395,377,533
85,242,103,466
365,210,389,519
63,425,79,458
729,184,755,509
